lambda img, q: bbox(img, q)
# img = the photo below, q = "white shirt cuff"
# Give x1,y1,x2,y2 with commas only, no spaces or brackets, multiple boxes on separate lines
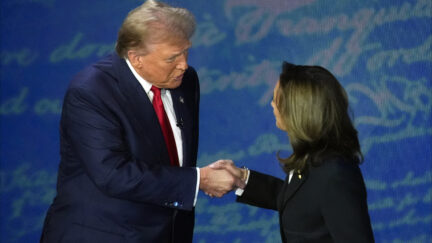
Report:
193,167,200,206
235,169,250,196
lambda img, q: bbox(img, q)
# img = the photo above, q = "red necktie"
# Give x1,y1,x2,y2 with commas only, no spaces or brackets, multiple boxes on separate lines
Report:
151,86,180,167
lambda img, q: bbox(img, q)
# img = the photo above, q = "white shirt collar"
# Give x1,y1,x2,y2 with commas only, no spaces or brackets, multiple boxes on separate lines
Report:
288,170,294,183
125,58,154,95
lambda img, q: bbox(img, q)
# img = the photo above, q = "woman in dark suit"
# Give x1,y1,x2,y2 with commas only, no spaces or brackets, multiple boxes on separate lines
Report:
213,62,375,242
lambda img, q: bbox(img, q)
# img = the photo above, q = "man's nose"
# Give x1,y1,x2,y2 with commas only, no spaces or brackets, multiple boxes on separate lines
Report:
176,53,188,71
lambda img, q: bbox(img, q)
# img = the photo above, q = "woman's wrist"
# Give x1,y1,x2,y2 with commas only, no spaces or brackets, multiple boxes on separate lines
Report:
240,166,248,182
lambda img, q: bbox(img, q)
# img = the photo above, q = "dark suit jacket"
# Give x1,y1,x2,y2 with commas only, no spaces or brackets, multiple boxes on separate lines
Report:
40,53,200,243
237,158,374,243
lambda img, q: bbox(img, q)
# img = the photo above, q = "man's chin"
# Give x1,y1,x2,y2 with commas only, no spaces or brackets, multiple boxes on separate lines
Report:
166,79,183,89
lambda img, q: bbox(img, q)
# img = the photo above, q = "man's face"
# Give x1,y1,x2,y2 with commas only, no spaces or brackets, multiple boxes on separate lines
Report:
132,39,191,89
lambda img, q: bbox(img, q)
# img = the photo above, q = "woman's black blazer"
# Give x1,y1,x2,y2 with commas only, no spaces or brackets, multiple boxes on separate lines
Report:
237,157,375,243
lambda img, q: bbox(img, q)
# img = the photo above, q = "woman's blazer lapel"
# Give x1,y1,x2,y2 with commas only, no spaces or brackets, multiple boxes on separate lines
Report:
277,170,309,214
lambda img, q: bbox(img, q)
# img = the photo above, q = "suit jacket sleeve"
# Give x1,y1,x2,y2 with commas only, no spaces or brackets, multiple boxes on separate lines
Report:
60,73,199,211
236,170,284,210
320,163,375,242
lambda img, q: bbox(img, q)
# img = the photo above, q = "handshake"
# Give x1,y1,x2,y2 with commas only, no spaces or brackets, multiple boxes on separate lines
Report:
199,160,247,198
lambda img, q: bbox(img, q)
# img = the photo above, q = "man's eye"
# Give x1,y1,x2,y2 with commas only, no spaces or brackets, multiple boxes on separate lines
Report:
166,57,175,63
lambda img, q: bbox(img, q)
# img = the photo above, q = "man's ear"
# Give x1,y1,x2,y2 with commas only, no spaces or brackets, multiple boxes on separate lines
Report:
127,50,141,67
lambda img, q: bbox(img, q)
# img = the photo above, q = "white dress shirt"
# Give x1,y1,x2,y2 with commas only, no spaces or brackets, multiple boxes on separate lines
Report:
125,59,200,206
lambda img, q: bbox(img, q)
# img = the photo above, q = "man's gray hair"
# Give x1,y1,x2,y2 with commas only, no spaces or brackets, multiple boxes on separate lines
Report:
116,0,196,58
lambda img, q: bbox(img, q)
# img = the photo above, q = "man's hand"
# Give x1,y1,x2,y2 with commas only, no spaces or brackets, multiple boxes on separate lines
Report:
209,159,246,181
199,160,245,197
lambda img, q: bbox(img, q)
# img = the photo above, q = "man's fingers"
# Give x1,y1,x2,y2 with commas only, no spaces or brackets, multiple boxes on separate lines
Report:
224,159,234,165
209,159,235,169
209,160,226,169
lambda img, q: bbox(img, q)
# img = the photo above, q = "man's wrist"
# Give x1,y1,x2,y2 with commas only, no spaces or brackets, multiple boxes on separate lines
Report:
198,167,208,189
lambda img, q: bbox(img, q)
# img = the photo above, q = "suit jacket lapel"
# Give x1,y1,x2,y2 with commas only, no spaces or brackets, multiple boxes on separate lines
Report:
278,170,308,214
170,88,191,167
109,54,169,162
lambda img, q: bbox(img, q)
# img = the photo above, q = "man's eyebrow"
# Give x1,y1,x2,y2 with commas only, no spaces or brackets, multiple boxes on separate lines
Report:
167,52,182,59
167,47,190,59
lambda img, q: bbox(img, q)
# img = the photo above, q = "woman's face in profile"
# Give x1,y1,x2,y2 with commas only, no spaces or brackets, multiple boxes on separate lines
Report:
271,81,286,131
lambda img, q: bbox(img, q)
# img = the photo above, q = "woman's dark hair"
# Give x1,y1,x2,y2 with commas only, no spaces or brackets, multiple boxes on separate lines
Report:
275,62,363,173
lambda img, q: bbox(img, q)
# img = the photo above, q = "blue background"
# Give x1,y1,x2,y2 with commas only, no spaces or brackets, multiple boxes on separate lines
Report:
1,0,431,242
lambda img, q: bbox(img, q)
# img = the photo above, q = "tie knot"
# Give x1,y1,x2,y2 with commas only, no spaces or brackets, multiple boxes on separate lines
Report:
151,85,161,97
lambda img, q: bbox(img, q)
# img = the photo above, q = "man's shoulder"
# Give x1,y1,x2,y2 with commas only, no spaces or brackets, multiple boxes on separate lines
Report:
182,66,199,87
68,54,120,91
184,66,198,82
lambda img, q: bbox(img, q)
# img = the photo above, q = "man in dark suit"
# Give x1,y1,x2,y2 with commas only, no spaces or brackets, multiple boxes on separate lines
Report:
40,1,241,242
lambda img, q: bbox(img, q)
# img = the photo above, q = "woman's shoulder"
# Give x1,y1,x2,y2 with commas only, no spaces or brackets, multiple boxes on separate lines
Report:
309,156,362,179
